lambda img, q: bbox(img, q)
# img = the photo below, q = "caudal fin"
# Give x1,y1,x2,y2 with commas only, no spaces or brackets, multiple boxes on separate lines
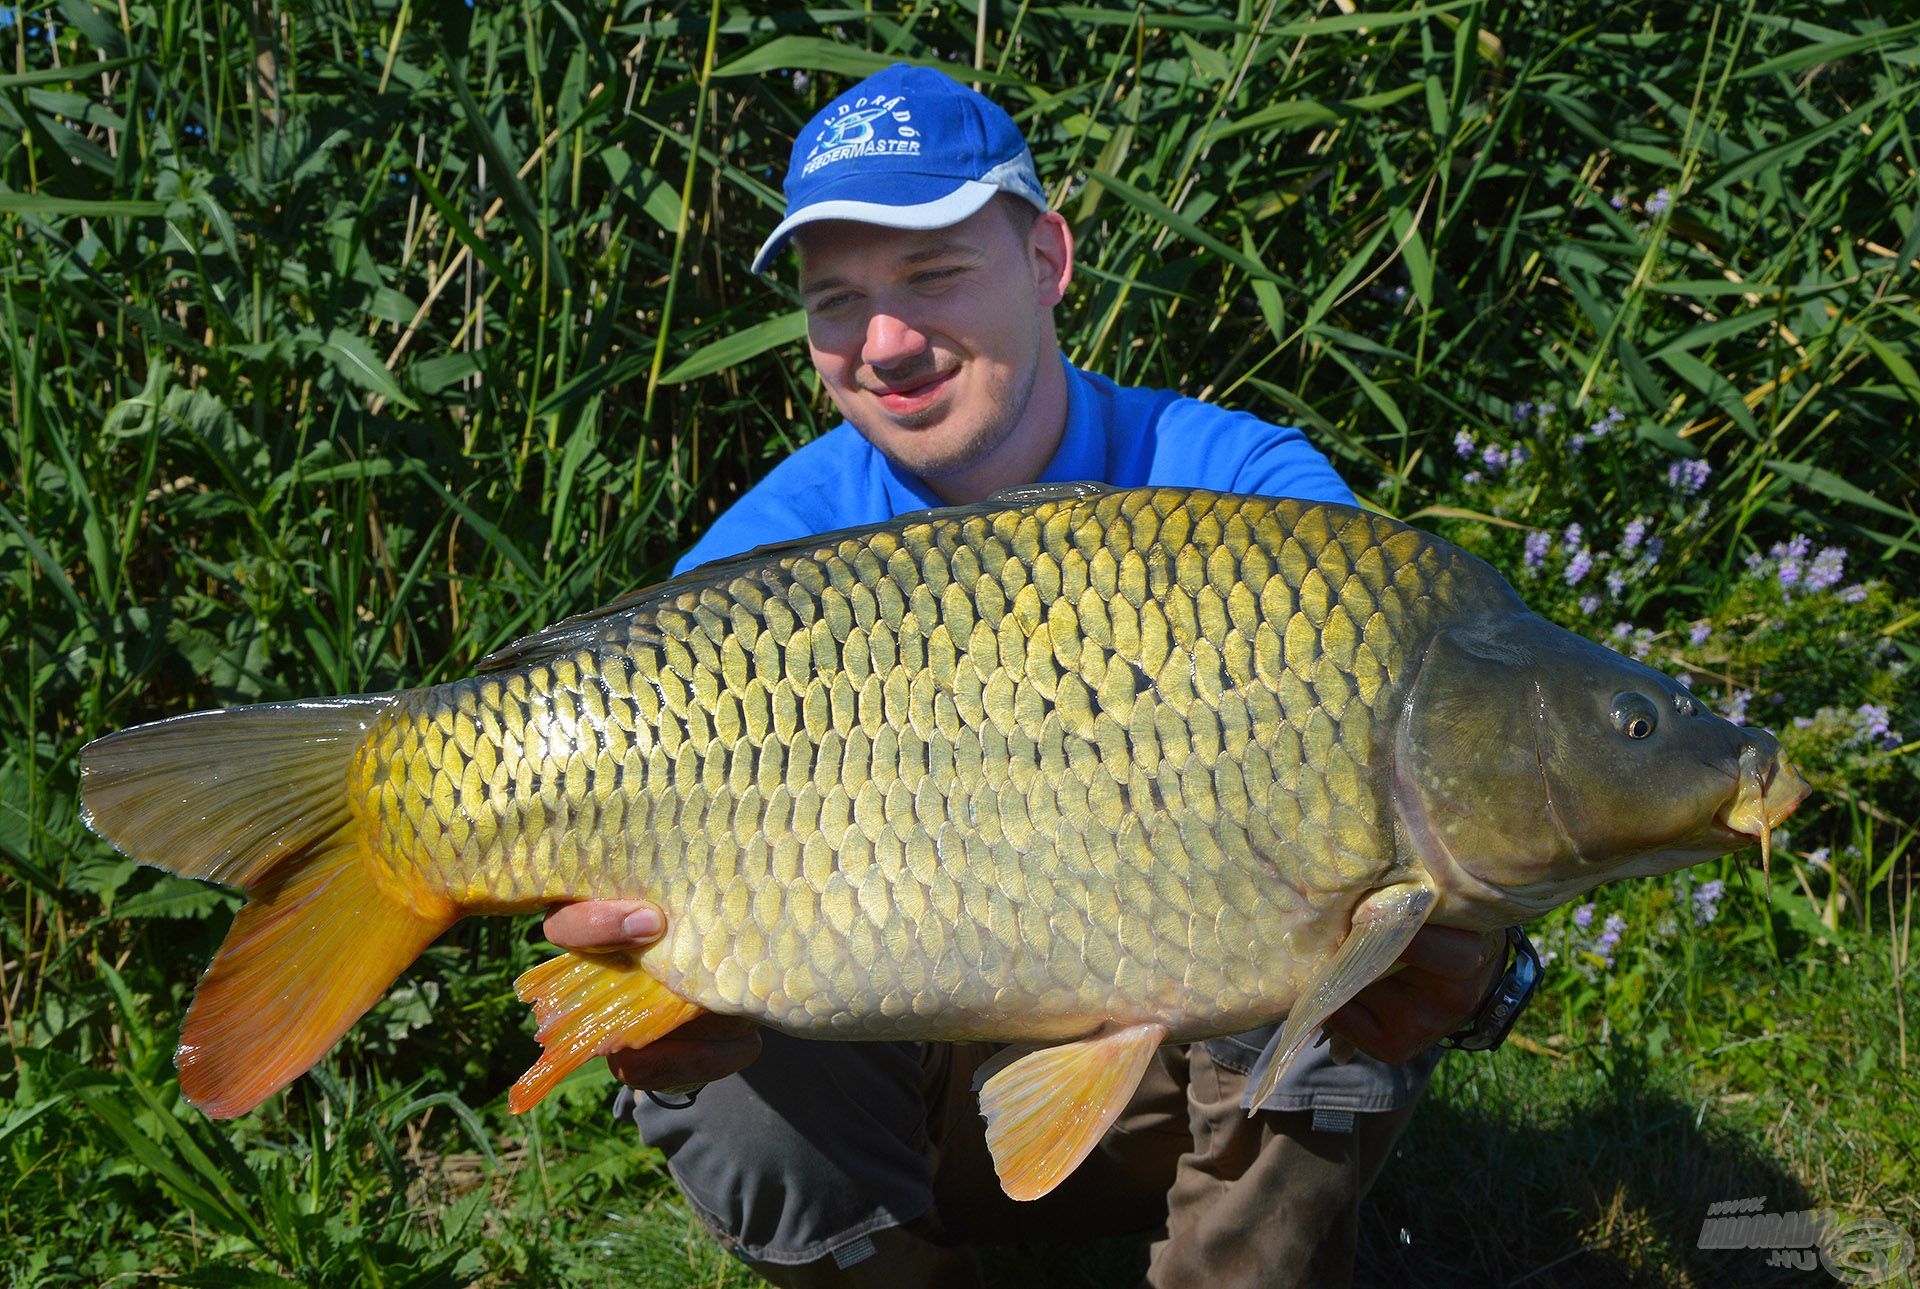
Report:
80,697,458,1118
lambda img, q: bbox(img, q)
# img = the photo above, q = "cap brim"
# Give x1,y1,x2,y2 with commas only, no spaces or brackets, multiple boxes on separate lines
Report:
750,179,1001,274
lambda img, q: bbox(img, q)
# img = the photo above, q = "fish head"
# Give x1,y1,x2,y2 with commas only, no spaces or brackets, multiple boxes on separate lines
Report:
1393,611,1810,924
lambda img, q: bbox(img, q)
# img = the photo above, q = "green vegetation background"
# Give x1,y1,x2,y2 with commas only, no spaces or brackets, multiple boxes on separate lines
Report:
2,1,1916,1284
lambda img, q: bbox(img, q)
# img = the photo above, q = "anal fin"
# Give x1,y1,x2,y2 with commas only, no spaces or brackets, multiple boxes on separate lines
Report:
978,1021,1167,1202
509,952,705,1112
1249,881,1435,1112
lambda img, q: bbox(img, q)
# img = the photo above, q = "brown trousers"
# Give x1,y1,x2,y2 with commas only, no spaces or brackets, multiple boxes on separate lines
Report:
743,1039,1417,1289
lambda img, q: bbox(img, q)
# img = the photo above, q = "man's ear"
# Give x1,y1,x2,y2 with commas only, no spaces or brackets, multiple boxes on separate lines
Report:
1031,211,1074,306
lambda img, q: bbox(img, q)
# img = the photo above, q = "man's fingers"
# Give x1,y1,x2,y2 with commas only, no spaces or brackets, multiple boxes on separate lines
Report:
542,900,665,951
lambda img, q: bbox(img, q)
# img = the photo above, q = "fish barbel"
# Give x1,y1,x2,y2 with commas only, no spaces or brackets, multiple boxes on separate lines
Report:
79,484,1808,1200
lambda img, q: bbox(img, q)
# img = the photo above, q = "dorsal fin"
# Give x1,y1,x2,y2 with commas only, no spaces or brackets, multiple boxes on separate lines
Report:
478,487,1114,673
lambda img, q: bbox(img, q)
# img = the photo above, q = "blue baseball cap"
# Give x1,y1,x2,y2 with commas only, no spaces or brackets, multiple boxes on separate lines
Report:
751,63,1047,274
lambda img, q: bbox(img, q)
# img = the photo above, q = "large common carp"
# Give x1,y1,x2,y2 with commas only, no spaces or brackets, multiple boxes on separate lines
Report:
80,484,1806,1200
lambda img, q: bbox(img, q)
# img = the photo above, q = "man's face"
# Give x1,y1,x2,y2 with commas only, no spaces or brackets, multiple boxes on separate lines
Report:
796,202,1071,487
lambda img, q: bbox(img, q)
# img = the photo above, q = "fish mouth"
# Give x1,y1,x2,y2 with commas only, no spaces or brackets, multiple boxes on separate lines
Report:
1714,747,1812,881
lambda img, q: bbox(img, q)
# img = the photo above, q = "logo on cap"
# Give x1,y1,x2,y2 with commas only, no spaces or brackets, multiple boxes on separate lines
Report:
802,94,921,178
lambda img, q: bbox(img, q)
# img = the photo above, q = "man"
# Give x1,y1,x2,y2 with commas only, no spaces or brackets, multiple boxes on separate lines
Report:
544,64,1537,1287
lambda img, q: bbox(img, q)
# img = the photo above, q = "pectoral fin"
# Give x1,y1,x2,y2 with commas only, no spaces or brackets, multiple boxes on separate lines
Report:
1249,882,1435,1112
509,951,705,1112
978,1022,1167,1202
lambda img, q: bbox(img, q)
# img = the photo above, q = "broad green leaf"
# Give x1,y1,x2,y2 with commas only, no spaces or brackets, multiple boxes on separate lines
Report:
303,327,418,411
1270,0,1482,38
1739,17,1920,78
0,54,141,89
717,37,1020,84
1084,170,1279,283
1767,458,1919,524
0,191,167,217
661,310,808,384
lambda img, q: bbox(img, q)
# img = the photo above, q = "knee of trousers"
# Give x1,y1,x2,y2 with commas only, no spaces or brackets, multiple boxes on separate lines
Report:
616,1030,940,1267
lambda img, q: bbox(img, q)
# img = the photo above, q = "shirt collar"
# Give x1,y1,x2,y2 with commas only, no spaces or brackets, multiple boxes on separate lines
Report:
876,352,1095,510
1039,356,1105,486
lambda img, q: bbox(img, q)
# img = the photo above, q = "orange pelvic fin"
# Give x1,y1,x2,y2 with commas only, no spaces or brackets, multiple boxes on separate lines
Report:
178,837,456,1118
509,952,705,1113
977,1021,1168,1202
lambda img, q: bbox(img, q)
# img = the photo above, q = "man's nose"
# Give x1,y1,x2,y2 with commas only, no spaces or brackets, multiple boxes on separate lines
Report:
863,310,929,368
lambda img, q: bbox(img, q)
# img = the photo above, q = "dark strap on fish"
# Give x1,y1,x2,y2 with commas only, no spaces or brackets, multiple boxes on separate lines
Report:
645,1085,703,1110
1439,927,1541,1053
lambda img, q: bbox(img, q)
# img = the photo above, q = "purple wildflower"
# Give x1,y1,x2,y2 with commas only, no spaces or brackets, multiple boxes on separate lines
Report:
1594,912,1627,965
792,70,811,93
1565,548,1594,585
1569,433,1588,454
1572,903,1595,930
1619,517,1648,556
1646,188,1672,217
1563,523,1584,550
1806,546,1847,593
1454,429,1476,459
1840,583,1869,604
1482,443,1508,471
1610,194,1626,210
1512,401,1534,422
1688,622,1711,647
1463,470,1483,485
1668,459,1711,494
1605,569,1628,598
1608,626,1655,658
1692,880,1724,927
1579,594,1602,615
1510,445,1530,467
1856,704,1892,742
1645,536,1665,561
1725,689,1752,725
1807,847,1831,870
1524,530,1552,574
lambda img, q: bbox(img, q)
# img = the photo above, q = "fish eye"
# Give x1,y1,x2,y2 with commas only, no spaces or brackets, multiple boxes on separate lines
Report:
1611,692,1660,740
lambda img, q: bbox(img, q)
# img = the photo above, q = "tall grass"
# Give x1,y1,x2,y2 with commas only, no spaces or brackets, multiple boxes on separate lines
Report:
1,1,1915,1282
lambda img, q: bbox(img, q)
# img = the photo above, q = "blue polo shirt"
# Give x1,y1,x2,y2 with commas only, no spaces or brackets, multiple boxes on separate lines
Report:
674,356,1355,573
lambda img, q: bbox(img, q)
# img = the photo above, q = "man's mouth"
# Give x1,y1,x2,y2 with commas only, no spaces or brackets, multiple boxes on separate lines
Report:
868,367,955,412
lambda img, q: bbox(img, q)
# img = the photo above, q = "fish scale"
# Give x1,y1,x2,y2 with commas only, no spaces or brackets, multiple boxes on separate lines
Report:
344,487,1461,1043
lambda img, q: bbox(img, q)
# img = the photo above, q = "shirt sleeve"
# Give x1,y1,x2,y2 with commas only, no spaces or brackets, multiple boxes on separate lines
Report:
1150,397,1357,506
1226,422,1357,506
670,429,881,575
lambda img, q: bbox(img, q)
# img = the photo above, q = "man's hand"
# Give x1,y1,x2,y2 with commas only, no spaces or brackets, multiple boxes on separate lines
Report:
1323,925,1504,1064
541,901,762,1090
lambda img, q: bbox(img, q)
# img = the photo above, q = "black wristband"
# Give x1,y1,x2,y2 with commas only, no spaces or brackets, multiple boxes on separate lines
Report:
1438,926,1542,1053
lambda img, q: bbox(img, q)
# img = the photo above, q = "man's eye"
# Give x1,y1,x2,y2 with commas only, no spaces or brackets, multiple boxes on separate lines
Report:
810,293,856,313
914,267,966,286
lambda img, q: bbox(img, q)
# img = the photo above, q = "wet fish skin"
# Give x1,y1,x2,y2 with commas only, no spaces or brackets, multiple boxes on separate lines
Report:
78,483,1806,1194
353,486,1485,1043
